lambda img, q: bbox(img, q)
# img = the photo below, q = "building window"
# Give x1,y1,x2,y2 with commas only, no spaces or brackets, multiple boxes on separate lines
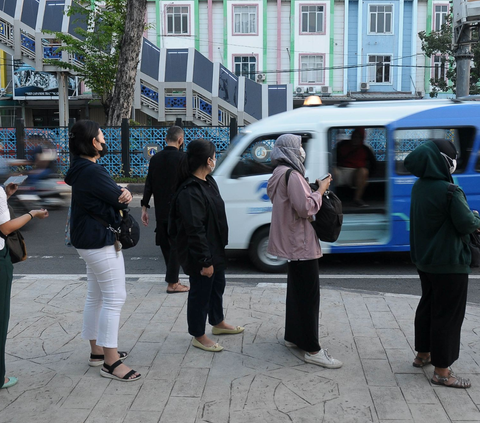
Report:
234,56,257,80
369,5,393,34
300,5,325,34
433,55,448,82
300,55,324,84
166,6,189,35
434,4,449,30
368,55,391,83
233,5,257,34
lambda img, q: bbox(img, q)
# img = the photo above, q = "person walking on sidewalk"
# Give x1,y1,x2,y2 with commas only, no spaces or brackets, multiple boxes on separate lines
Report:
65,120,141,382
141,126,189,294
0,183,48,389
405,139,480,389
267,134,342,369
169,139,244,352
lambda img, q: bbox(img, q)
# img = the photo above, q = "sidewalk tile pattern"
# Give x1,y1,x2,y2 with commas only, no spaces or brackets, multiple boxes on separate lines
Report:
1,276,480,422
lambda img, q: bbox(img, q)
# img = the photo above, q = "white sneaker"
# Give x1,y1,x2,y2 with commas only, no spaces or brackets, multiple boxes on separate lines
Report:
285,341,297,348
304,349,343,369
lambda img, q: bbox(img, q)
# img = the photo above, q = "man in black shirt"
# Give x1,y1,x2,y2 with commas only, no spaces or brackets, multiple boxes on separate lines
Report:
141,126,189,293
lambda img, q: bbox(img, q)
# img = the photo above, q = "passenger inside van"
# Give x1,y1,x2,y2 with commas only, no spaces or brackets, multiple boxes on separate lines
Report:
333,128,377,208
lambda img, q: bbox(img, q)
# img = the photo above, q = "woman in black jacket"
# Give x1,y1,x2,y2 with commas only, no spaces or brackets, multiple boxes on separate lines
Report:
65,120,141,382
170,139,244,352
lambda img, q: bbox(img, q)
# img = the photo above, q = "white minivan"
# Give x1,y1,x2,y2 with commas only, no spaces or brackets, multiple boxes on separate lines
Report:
213,99,458,272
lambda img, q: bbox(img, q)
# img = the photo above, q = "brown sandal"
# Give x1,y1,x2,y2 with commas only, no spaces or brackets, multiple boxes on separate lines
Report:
166,282,189,294
412,355,431,368
431,371,471,389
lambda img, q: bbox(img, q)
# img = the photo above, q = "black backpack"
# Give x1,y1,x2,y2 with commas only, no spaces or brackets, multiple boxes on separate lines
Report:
285,169,343,243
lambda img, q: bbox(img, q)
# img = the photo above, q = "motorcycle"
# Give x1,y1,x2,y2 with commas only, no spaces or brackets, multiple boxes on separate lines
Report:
9,173,70,216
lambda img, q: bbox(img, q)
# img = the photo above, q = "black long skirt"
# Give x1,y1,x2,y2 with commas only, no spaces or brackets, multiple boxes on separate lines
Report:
284,259,321,352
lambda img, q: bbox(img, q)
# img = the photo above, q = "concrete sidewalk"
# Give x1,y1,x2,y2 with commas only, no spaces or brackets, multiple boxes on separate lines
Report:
2,275,480,423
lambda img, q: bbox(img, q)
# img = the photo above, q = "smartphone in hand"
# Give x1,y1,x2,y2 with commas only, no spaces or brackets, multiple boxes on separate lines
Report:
4,175,28,186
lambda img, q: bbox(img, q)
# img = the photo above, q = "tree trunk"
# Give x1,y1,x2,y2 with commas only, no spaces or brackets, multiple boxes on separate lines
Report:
106,0,147,126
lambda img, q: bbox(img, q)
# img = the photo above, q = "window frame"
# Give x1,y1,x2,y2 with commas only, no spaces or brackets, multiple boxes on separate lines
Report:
432,54,449,83
299,3,327,35
232,4,259,36
232,55,259,81
433,3,449,31
368,3,394,35
367,54,392,84
299,54,326,85
164,4,191,36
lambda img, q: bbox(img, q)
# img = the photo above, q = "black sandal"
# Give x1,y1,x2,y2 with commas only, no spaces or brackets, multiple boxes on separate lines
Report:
431,371,471,389
88,351,128,367
412,355,431,368
100,360,141,382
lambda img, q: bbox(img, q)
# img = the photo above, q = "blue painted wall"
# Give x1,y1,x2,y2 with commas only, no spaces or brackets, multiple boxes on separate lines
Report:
347,0,416,93
402,0,413,91
347,0,359,92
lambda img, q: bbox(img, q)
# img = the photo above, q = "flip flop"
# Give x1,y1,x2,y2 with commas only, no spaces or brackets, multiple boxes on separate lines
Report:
1,376,18,389
166,282,190,294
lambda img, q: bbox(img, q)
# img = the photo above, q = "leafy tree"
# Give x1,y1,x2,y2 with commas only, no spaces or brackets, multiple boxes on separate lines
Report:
44,0,147,125
418,11,480,96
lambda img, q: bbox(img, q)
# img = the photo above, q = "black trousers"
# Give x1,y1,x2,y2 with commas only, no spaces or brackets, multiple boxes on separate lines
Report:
285,259,321,352
415,270,469,368
156,220,180,284
0,245,13,384
187,270,226,337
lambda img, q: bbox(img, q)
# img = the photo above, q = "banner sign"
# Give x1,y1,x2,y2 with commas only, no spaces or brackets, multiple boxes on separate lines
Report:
13,65,78,100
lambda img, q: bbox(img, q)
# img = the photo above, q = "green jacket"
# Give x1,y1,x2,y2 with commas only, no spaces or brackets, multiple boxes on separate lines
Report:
404,141,480,274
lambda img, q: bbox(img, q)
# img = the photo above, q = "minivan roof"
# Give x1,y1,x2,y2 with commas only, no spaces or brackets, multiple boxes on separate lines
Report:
242,99,455,134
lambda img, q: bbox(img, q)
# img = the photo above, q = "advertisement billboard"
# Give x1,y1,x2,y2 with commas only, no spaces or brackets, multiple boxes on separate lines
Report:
13,65,78,100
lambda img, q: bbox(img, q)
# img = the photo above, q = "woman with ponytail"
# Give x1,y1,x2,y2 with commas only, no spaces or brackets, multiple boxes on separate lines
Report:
169,139,244,352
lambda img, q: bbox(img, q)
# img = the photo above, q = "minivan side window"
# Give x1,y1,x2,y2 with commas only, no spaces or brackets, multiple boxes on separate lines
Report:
394,128,474,175
230,134,311,179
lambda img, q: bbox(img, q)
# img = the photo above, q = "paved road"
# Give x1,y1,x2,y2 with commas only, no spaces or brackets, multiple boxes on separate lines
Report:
18,201,480,303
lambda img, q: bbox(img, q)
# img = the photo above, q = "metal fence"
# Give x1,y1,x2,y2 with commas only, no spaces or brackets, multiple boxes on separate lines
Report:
1,124,234,177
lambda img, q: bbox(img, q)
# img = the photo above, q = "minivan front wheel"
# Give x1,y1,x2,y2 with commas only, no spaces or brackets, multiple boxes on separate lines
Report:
249,227,287,273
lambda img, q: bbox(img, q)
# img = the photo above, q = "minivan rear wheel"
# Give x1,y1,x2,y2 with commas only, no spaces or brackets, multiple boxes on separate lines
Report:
249,227,287,273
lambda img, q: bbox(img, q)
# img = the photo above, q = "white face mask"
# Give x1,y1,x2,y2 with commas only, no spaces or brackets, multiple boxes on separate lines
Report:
441,152,457,174
209,157,216,172
299,147,306,163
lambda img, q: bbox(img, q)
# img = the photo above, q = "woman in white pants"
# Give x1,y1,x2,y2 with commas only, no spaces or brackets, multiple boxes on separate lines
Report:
65,120,141,382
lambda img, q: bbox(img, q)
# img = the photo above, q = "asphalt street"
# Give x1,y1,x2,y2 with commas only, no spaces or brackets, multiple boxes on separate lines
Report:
17,200,480,303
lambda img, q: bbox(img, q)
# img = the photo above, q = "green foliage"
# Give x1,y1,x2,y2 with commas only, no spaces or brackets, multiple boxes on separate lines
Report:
44,0,127,115
113,176,146,183
418,9,480,96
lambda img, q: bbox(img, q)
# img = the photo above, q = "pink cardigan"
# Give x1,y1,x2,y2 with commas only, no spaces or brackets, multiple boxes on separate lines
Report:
267,165,323,260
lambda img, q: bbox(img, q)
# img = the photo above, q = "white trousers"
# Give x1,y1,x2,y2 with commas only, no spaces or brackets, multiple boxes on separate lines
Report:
77,245,126,348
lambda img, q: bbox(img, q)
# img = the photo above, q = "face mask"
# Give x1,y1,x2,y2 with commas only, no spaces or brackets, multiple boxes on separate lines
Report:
209,157,216,172
299,147,306,163
98,142,108,158
441,152,457,174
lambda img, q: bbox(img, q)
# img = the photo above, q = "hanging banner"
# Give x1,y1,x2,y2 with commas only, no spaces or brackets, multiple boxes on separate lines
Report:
13,65,78,100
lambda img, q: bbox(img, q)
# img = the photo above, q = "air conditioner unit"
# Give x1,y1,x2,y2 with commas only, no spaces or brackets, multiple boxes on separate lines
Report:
320,86,332,95
295,86,304,94
256,73,266,82
360,82,370,91
307,86,316,94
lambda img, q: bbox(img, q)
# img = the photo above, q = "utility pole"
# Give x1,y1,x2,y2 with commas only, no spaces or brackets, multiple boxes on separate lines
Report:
454,25,473,97
57,71,69,127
